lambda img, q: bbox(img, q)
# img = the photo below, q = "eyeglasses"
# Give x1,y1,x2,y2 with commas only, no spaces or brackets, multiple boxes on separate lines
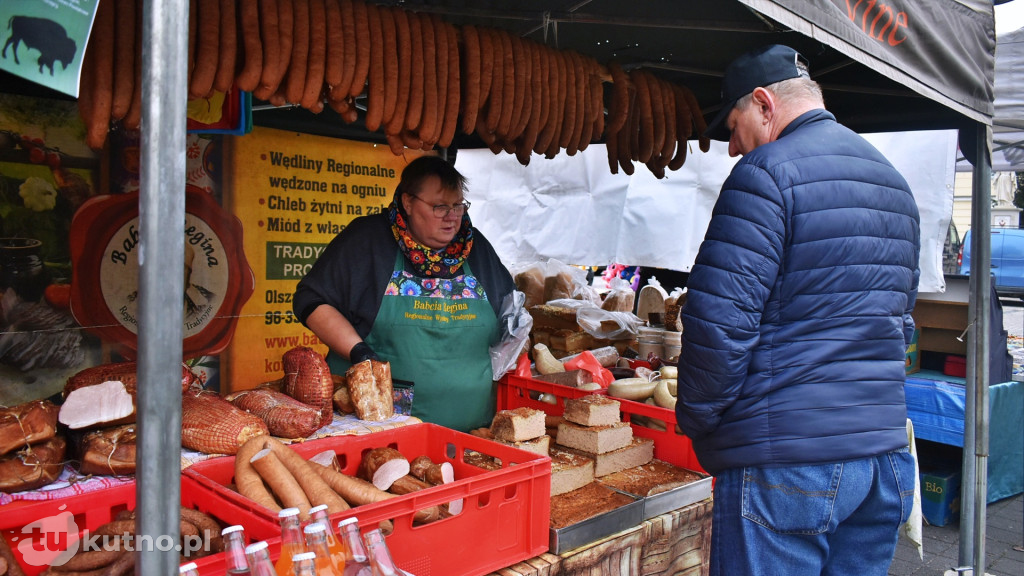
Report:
408,194,471,218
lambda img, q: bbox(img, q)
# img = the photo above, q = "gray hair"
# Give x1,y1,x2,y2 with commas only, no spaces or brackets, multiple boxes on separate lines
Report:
734,61,823,111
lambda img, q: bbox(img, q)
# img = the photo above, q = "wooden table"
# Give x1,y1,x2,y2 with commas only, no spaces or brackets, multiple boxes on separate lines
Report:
488,497,712,576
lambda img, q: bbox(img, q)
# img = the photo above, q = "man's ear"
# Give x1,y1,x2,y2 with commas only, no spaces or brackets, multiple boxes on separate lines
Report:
751,87,775,119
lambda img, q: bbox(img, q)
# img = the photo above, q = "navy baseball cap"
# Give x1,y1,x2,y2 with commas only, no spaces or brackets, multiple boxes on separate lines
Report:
704,45,808,141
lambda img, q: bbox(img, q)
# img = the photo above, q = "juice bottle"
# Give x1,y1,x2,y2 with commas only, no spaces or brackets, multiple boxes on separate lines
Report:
363,528,409,576
245,540,281,576
222,525,251,575
275,507,306,576
304,522,342,575
179,562,200,576
309,505,346,569
292,551,319,576
336,517,373,576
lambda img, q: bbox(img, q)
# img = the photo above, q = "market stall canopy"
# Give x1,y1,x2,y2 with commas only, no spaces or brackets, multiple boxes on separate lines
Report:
250,0,996,145
958,26,1024,171
0,1,996,147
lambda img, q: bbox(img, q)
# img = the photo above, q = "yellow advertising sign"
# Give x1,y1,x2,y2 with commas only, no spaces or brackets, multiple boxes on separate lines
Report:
222,126,424,392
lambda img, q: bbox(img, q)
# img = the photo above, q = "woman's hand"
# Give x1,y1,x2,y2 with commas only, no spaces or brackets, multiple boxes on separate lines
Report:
350,341,380,364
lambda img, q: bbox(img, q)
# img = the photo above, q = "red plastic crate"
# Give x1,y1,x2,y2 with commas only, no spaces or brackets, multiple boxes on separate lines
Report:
0,475,278,576
499,374,707,475
184,423,551,576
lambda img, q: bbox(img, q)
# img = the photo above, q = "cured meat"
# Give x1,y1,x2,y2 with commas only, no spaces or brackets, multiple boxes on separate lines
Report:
64,361,198,397
60,362,199,430
79,424,136,476
230,388,322,438
0,400,59,456
345,359,394,422
281,346,335,427
0,435,66,493
182,389,268,455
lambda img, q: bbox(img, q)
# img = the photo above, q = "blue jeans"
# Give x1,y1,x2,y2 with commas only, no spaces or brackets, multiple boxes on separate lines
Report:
710,448,915,576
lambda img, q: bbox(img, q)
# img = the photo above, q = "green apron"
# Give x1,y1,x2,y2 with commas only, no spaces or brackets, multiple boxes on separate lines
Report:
328,252,499,431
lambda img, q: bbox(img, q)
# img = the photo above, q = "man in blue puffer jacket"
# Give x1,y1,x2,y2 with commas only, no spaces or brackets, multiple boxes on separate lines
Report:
675,45,919,576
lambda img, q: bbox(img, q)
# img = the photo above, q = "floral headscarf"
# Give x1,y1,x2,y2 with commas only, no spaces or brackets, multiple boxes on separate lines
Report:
388,200,474,277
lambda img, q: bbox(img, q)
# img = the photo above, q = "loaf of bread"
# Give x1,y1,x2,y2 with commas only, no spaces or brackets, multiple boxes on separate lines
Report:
515,267,545,309
565,437,654,477
563,395,620,427
597,459,706,496
345,360,395,421
601,290,635,312
79,424,136,476
490,407,546,442
0,399,59,456
494,434,550,457
544,271,575,301
549,481,637,529
549,445,595,496
556,421,633,454
0,435,66,493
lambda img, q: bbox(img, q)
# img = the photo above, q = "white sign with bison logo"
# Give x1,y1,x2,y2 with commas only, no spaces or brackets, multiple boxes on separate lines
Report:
0,0,98,97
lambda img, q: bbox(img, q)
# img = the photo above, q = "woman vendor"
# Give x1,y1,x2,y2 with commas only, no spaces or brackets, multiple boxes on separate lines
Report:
293,156,515,432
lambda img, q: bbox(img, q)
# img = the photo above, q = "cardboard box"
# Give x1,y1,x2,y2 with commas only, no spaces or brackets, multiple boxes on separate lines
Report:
906,328,920,374
920,469,960,526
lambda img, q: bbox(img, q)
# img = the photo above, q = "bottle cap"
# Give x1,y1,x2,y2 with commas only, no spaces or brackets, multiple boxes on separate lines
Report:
245,541,269,554
221,525,244,536
308,504,328,515
179,563,198,573
337,517,359,529
278,507,300,518
293,551,318,562
303,523,327,534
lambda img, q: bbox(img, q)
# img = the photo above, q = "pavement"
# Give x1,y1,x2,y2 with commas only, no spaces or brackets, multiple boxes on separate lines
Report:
888,298,1024,575
888,492,1024,575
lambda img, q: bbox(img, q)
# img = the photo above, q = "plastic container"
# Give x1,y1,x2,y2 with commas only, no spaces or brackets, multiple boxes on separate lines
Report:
499,374,706,474
185,423,551,576
944,355,967,377
0,475,279,576
637,326,665,360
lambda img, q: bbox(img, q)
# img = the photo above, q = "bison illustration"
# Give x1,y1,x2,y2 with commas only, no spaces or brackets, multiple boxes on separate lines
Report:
2,16,78,75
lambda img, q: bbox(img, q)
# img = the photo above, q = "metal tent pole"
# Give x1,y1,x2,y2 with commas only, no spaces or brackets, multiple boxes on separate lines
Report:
960,122,992,575
136,0,188,573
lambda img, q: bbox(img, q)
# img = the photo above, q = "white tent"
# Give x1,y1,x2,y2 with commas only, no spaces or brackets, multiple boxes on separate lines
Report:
460,130,959,294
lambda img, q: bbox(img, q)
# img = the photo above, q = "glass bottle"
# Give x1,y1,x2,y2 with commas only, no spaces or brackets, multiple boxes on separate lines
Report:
222,525,251,576
309,505,346,569
292,551,319,576
304,522,342,575
363,528,408,576
336,517,373,576
275,507,306,576
179,562,200,576
245,540,280,576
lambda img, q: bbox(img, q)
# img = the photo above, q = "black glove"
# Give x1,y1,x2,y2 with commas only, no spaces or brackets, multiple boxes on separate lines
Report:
349,341,380,364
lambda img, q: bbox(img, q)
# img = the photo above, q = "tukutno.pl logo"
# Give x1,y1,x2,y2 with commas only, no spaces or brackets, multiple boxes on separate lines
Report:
17,504,81,567
15,504,212,567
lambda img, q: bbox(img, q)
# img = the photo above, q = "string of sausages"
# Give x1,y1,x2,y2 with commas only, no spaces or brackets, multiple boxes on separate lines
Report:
78,0,709,178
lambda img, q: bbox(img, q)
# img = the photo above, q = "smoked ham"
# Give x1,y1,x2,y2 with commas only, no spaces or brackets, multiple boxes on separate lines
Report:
60,362,198,430
0,400,59,456
282,346,335,427
182,389,268,455
230,388,322,438
0,436,66,493
79,424,137,476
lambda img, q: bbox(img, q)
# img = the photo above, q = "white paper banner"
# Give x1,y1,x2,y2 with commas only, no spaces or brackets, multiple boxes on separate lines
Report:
458,130,957,293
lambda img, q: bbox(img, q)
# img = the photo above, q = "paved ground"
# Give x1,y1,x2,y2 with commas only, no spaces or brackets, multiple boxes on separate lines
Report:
889,493,1023,575
888,299,1024,575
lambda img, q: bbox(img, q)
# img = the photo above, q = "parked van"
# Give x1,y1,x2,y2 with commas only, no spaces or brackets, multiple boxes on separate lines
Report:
959,227,1024,296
